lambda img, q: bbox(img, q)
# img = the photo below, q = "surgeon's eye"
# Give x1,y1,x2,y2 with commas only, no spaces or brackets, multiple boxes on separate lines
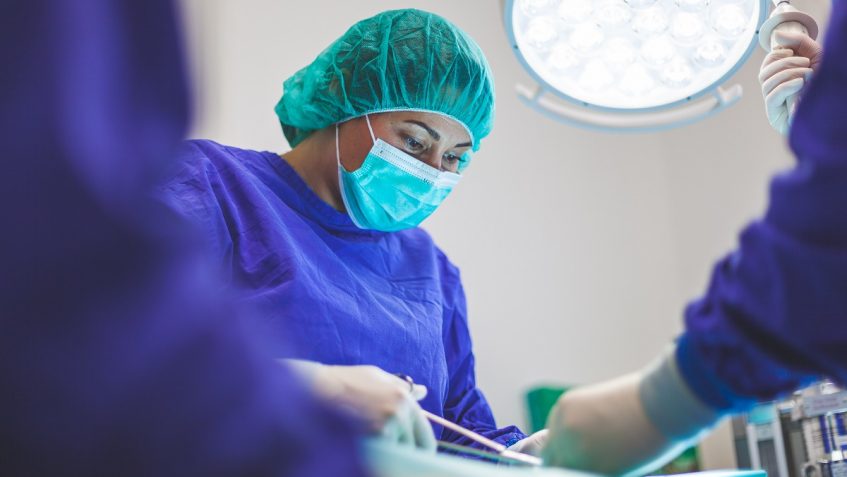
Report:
403,136,426,154
442,152,461,171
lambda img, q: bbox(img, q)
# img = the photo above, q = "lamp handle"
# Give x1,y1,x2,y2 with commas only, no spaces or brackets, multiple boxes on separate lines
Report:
515,83,743,134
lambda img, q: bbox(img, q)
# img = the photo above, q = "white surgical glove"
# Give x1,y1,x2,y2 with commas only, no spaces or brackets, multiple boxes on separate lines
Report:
759,30,823,135
284,360,436,451
508,429,549,457
542,346,722,476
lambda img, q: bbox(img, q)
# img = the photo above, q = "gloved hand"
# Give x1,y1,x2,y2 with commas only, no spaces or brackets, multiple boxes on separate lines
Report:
285,360,436,451
759,30,823,135
542,347,721,476
507,429,548,457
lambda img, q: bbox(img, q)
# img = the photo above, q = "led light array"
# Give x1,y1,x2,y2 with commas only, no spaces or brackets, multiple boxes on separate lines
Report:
511,0,761,110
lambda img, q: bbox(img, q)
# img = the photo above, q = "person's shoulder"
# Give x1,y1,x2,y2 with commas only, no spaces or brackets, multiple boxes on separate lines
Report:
176,139,265,171
161,139,263,188
394,227,437,253
166,139,228,181
396,228,462,280
434,245,461,282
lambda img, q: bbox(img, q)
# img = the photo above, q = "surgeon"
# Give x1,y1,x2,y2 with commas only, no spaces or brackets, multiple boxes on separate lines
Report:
158,9,535,453
540,5,847,475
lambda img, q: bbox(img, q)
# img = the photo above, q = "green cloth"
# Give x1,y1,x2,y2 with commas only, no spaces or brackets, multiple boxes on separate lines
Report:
275,9,495,152
526,386,570,433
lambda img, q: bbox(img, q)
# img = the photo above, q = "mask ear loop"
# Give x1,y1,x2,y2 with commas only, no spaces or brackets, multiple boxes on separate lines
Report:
364,114,376,144
338,116,376,168
335,123,341,165
335,121,368,229
336,122,353,173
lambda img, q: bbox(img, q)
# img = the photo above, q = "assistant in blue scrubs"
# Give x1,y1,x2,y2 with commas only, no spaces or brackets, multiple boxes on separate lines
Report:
677,0,847,411
542,4,847,474
1,0,366,475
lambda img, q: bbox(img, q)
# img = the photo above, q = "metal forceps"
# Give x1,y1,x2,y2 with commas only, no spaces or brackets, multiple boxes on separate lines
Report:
423,410,543,467
394,374,542,467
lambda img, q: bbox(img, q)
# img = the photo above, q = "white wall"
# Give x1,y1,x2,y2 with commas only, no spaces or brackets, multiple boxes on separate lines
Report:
178,0,830,464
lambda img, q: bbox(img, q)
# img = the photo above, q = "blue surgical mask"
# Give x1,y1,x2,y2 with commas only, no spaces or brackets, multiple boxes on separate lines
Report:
336,115,461,232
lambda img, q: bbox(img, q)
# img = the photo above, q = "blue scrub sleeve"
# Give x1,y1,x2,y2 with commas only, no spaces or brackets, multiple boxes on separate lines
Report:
439,256,527,448
676,1,847,413
0,1,366,475
157,141,238,266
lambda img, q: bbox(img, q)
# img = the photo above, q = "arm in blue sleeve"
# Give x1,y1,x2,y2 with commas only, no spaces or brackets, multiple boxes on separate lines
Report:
156,141,237,274
677,1,847,412
0,1,366,475
438,256,527,449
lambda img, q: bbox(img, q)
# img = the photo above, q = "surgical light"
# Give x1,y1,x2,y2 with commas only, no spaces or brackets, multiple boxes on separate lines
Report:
503,0,771,132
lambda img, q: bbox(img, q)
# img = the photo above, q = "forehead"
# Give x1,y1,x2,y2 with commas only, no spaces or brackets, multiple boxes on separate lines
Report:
378,111,471,143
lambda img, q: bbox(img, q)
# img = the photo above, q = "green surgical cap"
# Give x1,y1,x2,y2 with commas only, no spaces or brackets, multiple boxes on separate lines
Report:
274,9,495,152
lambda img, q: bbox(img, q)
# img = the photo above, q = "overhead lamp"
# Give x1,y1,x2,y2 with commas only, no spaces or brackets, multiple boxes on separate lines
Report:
503,0,770,132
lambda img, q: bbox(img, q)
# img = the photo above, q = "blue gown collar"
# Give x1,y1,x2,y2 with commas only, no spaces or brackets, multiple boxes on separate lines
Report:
261,151,386,238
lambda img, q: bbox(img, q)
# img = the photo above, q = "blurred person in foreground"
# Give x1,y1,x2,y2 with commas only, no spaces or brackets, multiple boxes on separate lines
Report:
0,1,367,475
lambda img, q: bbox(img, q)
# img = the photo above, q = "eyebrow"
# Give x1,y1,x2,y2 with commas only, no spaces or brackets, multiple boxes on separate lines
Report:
404,120,472,148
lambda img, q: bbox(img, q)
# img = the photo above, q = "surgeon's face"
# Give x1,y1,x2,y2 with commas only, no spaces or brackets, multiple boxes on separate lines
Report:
338,111,472,174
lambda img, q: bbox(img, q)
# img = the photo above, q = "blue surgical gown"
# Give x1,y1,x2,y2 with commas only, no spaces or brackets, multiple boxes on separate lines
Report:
677,0,847,412
1,0,366,475
158,140,526,448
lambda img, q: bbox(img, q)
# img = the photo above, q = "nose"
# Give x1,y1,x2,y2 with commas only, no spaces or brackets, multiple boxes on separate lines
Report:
419,150,443,170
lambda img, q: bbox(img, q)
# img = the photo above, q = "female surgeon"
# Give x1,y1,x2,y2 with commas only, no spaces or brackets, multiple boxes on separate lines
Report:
158,8,539,454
